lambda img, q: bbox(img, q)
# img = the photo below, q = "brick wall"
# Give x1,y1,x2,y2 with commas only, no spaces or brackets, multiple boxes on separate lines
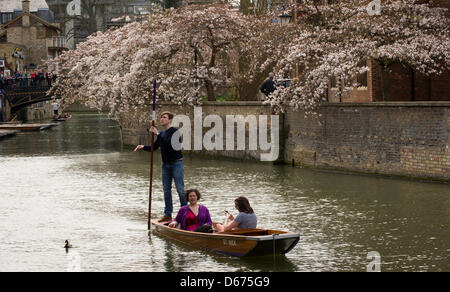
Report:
285,102,450,181
430,70,450,101
327,60,450,102
381,65,450,102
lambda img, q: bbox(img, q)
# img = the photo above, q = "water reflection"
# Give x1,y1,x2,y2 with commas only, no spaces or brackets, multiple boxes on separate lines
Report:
0,113,448,272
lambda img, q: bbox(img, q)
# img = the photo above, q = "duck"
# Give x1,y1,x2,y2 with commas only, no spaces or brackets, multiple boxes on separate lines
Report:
64,240,72,248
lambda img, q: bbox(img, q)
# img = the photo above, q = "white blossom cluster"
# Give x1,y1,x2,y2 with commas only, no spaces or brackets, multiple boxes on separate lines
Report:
48,1,449,121
266,0,449,115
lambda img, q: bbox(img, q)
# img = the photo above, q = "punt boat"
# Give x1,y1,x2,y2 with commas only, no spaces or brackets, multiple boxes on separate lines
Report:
0,123,57,131
151,219,300,257
52,115,72,122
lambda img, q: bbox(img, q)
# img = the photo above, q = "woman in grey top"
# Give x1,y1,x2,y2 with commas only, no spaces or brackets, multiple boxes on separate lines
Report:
216,197,257,232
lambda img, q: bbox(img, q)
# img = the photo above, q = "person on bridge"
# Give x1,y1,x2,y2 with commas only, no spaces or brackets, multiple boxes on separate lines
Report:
134,111,187,222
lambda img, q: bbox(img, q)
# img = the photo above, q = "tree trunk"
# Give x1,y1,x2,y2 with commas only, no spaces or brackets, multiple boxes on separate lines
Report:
205,80,216,101
206,47,217,101
240,0,251,15
81,0,98,35
379,64,390,101
411,68,415,101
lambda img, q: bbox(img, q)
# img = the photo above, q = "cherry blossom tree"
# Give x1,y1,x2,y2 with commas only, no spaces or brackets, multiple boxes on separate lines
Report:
49,1,449,120
48,4,280,122
267,0,450,115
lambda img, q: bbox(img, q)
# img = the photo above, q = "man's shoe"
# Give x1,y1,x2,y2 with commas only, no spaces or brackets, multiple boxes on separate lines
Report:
158,215,172,223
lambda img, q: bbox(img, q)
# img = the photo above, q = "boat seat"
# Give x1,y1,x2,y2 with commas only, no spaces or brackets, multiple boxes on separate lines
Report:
219,229,271,236
163,222,181,229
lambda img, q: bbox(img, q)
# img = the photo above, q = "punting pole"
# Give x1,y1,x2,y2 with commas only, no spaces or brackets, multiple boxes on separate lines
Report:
148,79,156,230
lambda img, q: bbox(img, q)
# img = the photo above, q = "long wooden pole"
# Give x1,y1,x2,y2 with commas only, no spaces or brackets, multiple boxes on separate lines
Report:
148,79,156,230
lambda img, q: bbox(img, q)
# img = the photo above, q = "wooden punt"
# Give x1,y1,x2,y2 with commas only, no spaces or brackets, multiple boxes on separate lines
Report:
151,219,300,257
0,123,57,131
52,115,72,122
0,121,21,124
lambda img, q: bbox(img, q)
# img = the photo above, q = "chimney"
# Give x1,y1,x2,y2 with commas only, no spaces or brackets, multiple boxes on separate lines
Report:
22,0,31,13
22,0,30,27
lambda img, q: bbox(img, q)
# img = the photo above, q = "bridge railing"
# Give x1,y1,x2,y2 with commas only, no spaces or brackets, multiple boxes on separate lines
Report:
0,77,55,91
2,85,54,113
3,86,51,93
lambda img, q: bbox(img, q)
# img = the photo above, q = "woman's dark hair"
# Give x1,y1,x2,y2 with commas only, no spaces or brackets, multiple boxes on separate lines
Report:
235,196,254,214
185,189,201,201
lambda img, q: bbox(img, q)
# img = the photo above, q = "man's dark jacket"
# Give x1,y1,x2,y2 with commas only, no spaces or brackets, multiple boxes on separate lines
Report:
144,127,182,163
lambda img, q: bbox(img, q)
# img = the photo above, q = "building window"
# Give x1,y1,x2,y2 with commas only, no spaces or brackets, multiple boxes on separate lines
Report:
2,13,13,24
36,27,46,39
46,29,54,38
357,71,368,88
330,76,337,89
356,60,368,88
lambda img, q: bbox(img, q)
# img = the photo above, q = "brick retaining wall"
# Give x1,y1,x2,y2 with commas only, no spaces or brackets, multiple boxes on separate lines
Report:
285,102,449,181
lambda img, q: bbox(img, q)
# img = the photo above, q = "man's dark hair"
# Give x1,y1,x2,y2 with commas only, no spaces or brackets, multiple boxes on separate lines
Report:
161,111,174,120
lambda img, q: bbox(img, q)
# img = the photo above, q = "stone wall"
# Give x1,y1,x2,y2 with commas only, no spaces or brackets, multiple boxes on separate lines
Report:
120,101,450,181
285,102,449,181
26,100,54,121
19,100,53,121
120,102,276,162
0,43,26,73
6,26,48,68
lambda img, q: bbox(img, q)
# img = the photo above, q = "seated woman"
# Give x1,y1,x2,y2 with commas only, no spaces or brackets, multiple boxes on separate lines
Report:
216,196,257,232
168,189,212,232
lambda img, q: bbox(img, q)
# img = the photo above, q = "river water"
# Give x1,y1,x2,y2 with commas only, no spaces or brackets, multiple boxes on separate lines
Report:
0,113,448,272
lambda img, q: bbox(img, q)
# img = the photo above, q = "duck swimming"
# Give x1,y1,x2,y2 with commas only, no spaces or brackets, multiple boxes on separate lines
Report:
64,240,72,248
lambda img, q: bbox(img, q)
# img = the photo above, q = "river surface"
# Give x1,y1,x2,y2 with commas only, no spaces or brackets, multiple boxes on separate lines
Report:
0,113,448,272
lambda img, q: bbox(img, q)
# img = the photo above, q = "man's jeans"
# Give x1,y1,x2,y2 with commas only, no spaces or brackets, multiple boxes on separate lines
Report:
162,161,187,216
